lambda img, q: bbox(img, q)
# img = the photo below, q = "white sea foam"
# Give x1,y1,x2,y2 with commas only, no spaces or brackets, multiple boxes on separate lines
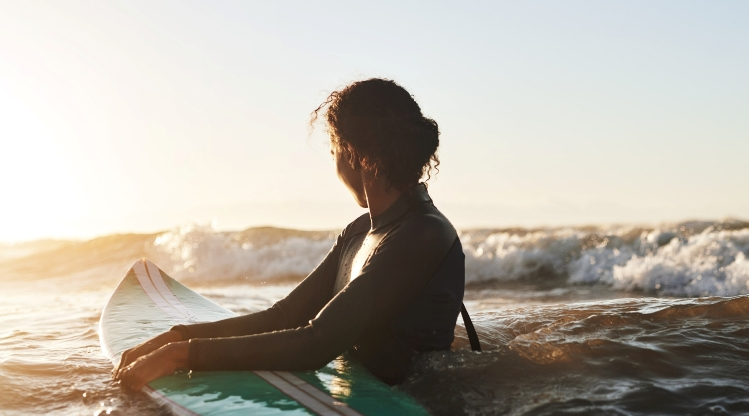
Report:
149,223,335,283
118,220,749,297
611,228,749,296
461,229,582,283
461,223,749,296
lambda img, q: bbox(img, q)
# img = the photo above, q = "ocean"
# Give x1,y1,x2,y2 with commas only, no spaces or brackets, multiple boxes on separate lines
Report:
1,219,748,415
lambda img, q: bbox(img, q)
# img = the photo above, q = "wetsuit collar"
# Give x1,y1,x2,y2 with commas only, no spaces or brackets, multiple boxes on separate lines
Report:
370,183,432,231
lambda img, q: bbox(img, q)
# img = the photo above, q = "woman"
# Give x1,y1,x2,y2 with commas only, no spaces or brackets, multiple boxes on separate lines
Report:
115,78,468,390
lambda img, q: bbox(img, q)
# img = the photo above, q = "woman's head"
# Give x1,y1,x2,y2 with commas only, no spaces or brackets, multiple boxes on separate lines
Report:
312,78,440,192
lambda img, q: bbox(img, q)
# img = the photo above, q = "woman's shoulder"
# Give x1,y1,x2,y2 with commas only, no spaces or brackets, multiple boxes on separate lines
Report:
399,204,458,245
337,213,370,241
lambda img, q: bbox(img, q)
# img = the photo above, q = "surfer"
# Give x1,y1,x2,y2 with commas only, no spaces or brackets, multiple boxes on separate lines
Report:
114,78,468,390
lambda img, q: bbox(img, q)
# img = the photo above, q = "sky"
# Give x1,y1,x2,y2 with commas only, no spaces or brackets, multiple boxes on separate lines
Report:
0,1,747,242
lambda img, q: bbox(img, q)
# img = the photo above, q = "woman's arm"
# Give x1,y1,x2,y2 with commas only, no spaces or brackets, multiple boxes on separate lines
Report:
113,233,343,379
171,239,340,340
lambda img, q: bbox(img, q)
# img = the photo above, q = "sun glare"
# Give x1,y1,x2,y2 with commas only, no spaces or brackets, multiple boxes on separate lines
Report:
0,83,81,242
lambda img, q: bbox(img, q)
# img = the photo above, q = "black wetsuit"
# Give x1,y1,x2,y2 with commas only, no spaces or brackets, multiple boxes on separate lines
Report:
172,184,465,384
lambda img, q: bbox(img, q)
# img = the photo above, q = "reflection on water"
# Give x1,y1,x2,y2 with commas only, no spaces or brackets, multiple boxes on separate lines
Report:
328,358,352,399
0,288,167,416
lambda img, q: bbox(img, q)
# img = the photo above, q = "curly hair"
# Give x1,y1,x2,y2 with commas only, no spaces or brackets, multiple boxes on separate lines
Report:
311,78,440,192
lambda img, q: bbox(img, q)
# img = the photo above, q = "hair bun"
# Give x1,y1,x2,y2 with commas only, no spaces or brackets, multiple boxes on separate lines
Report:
311,78,440,191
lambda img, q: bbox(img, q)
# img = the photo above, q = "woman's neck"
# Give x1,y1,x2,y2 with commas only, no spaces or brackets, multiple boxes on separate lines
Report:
362,172,402,218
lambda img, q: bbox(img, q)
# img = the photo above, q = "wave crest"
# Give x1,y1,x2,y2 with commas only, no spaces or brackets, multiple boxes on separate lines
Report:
461,220,749,296
149,224,335,283
2,219,747,297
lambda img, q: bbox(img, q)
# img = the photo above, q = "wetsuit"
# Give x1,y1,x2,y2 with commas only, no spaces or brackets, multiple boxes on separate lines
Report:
172,184,465,384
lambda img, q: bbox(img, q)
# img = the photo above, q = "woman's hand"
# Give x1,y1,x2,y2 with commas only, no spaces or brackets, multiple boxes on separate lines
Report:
115,341,189,391
112,330,182,380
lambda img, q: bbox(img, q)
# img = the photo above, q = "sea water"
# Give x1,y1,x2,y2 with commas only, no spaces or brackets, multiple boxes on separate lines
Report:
1,220,748,415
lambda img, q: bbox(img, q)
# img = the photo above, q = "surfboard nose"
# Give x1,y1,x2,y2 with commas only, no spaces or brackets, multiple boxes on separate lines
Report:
129,258,162,271
129,258,147,270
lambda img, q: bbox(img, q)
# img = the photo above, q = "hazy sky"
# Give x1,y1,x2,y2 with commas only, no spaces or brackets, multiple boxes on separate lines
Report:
1,1,747,242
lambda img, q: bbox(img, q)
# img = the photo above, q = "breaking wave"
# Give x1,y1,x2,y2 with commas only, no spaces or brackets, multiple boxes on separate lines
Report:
461,219,749,296
150,224,335,283
1,219,748,297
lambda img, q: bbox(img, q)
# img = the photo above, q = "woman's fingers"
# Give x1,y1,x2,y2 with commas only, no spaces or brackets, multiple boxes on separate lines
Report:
117,353,157,390
117,342,189,391
112,330,183,380
120,361,149,391
114,345,150,380
120,360,154,391
113,350,133,380
114,345,146,380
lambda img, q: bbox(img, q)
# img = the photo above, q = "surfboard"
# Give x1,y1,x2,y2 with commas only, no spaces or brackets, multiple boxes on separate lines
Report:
99,259,431,416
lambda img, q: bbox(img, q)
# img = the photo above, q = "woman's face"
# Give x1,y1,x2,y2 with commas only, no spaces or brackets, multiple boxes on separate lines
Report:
332,142,367,208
